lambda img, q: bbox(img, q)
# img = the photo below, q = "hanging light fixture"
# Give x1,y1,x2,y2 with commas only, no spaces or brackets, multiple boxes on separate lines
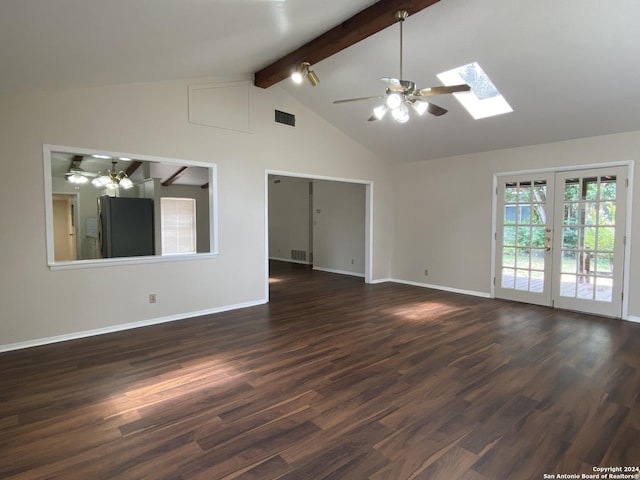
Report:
66,169,89,184
291,61,320,86
91,161,133,189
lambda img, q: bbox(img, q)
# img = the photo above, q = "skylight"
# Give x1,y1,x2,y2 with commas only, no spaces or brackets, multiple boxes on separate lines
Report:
437,62,513,120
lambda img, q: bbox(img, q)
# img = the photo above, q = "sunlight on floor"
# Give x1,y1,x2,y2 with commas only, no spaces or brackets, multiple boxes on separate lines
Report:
386,301,465,322
106,357,246,418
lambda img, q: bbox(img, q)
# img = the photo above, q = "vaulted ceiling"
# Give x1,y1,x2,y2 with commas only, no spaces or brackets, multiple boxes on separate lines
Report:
2,0,639,163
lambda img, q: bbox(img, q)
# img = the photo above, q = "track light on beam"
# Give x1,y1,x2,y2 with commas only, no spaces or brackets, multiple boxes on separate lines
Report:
291,62,319,86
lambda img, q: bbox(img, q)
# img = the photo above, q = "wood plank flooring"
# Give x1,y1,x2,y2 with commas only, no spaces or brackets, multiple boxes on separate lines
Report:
1,261,639,479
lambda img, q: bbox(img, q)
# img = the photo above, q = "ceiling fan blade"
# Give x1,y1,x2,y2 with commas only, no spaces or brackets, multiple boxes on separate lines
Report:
417,84,471,97
427,102,448,116
380,77,404,92
333,95,383,104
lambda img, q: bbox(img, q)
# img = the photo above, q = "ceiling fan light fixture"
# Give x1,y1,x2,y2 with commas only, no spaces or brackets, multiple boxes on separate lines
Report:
386,93,403,110
391,104,410,123
411,101,429,116
67,171,89,184
372,105,388,120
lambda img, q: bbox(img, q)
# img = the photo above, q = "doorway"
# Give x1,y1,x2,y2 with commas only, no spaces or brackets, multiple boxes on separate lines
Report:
52,193,78,261
494,165,629,317
265,171,373,301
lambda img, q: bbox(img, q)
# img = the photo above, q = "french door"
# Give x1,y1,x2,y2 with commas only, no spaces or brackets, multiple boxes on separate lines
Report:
495,166,628,317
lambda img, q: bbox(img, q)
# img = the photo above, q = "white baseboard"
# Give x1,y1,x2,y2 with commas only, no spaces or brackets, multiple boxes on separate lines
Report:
0,299,267,353
389,278,491,298
623,314,640,324
312,266,365,278
269,256,311,265
369,277,393,284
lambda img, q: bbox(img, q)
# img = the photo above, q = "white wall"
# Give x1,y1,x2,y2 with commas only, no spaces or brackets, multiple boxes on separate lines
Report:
392,131,640,318
268,176,310,262
312,180,366,276
0,77,393,349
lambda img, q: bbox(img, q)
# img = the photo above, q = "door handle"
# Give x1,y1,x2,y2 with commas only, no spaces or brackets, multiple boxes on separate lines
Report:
545,245,551,251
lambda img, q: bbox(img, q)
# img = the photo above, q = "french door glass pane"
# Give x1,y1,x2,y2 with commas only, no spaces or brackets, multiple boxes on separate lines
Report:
559,175,616,302
501,179,547,293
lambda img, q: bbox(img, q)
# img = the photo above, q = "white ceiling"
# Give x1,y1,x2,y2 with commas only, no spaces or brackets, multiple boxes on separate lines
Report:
3,0,640,163
51,152,209,186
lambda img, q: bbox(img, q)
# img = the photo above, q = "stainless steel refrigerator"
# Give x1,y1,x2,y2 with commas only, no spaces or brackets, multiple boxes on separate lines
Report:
98,196,154,258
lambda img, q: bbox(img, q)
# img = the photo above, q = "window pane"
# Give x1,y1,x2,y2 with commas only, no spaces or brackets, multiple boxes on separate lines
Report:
597,227,615,251
504,206,516,224
515,248,530,268
502,247,515,267
563,203,579,225
502,268,515,288
600,178,617,200
595,277,613,302
595,253,613,275
514,269,530,291
577,281,594,300
518,183,531,202
584,203,597,225
530,271,544,293
584,178,598,200
161,197,197,255
517,205,531,224
564,180,579,201
530,249,545,271
562,227,578,249
561,252,577,274
504,183,518,203
598,202,615,225
517,226,531,246
560,274,577,297
503,226,516,246
531,227,545,248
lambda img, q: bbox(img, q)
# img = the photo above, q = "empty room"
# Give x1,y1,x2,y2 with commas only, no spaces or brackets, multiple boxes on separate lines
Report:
1,1,639,479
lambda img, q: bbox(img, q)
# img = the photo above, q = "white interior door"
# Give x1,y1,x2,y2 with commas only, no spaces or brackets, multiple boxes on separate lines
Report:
495,166,628,317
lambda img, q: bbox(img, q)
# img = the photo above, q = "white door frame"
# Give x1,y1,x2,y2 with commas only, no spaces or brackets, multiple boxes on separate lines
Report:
491,160,634,318
264,169,374,302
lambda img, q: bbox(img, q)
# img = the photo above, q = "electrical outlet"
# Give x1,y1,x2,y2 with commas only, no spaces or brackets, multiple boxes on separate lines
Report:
149,293,157,304
424,269,429,276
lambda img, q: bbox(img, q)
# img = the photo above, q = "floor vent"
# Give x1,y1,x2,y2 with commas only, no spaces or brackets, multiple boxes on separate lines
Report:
275,110,296,127
291,249,306,261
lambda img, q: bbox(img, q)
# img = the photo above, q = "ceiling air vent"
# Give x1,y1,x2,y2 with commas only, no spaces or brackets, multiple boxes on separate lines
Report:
275,110,295,127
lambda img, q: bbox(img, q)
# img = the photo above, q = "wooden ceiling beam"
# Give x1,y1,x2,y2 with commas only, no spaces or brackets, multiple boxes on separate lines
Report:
161,166,188,186
254,0,440,89
125,161,142,177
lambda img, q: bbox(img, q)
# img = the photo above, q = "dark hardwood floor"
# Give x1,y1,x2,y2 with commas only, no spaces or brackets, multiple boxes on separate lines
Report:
1,261,639,479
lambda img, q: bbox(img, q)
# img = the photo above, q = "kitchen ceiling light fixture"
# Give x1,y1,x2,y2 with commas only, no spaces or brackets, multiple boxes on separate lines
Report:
91,161,134,189
291,61,320,86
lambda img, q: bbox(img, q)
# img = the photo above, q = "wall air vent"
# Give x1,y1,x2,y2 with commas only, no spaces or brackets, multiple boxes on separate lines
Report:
275,110,296,127
291,249,307,262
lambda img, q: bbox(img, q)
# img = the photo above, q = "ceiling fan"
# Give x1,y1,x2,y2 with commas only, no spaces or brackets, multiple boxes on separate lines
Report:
65,156,97,184
333,10,471,123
